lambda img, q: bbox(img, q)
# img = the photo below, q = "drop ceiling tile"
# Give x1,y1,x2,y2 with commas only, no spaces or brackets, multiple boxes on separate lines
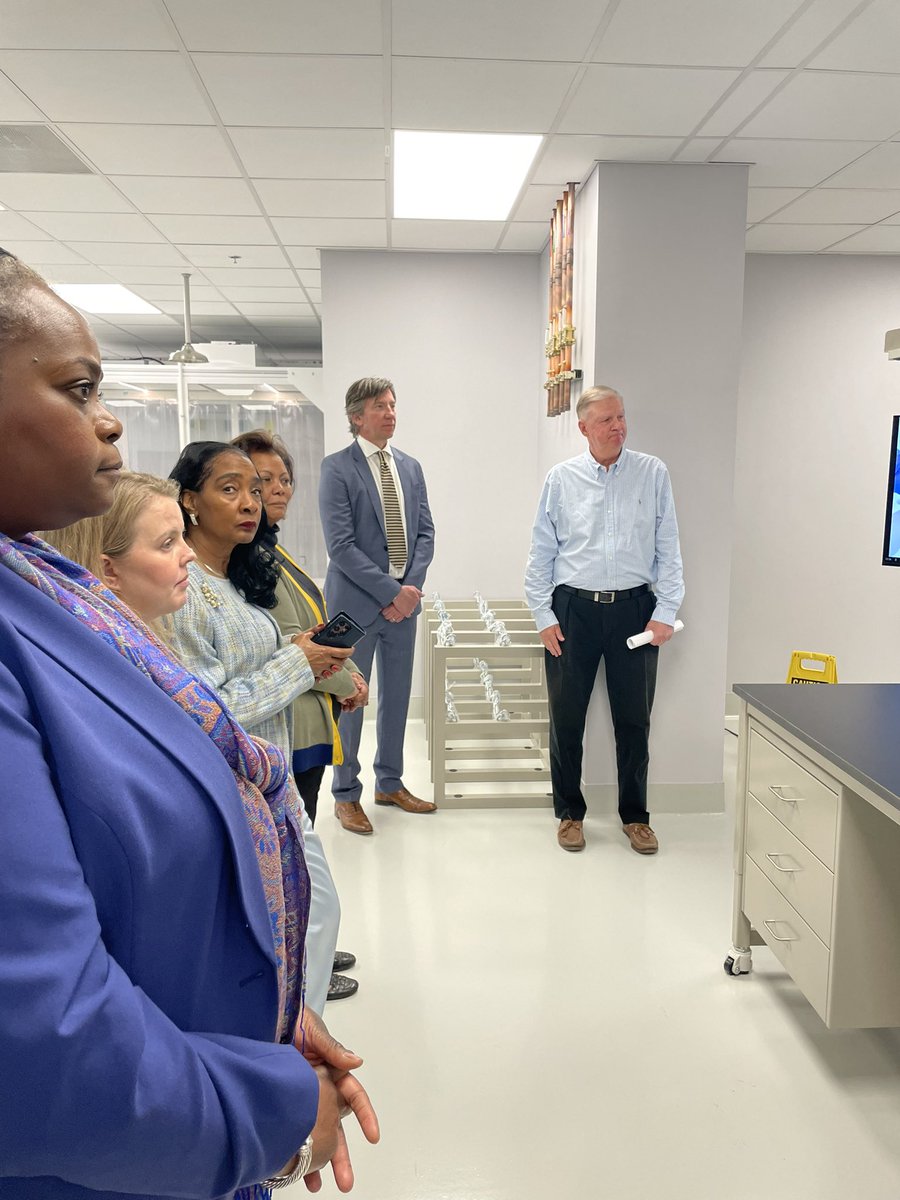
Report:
824,143,900,189
697,69,791,137
42,266,118,284
24,211,165,242
392,0,605,59
500,222,549,251
769,188,900,223
0,210,53,239
304,288,322,302
217,286,307,303
235,302,316,317
195,54,383,127
744,222,863,251
201,267,299,287
112,314,181,327
70,242,191,267
759,0,865,67
0,72,43,120
0,173,132,212
0,51,213,124
393,58,577,133
0,0,176,48
157,300,239,316
673,138,722,162
166,0,383,52
740,70,900,140
58,124,240,177
533,134,681,182
0,238,88,263
228,128,387,179
809,0,900,71
513,184,570,223
274,217,387,246
561,65,740,136
285,247,321,269
255,179,385,218
296,269,321,286
822,225,900,252
177,245,291,269
713,138,876,186
133,284,222,302
148,214,276,245
390,220,504,249
106,264,208,285
746,187,806,221
594,0,800,66
111,176,261,216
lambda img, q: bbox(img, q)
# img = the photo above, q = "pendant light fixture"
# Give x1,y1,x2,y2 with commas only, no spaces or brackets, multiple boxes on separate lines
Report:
168,272,208,364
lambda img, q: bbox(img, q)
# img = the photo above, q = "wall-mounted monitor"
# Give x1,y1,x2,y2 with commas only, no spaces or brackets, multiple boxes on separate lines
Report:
883,415,900,565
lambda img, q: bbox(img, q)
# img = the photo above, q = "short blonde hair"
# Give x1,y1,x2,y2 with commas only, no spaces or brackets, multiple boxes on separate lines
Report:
576,385,623,420
42,472,179,577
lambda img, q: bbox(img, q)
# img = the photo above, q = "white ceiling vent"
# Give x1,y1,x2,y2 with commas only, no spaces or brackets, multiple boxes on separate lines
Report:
0,126,92,174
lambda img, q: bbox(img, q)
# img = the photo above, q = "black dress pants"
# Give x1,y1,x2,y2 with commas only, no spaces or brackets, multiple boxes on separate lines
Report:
293,763,327,827
545,586,658,825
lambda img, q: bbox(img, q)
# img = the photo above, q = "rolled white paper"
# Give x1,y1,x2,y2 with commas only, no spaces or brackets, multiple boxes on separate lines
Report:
626,619,684,650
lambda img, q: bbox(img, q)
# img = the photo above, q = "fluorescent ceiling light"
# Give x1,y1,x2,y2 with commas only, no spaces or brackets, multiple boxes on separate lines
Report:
241,403,277,411
393,130,542,221
216,387,255,397
50,283,161,316
105,399,145,408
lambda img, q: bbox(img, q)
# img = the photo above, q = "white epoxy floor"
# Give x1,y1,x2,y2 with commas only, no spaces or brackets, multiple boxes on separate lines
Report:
311,725,900,1200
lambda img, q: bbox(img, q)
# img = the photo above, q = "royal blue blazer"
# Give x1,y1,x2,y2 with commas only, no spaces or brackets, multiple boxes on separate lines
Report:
0,566,318,1200
318,440,435,626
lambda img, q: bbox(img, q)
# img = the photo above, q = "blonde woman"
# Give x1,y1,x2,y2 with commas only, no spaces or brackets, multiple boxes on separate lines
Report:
45,467,348,1018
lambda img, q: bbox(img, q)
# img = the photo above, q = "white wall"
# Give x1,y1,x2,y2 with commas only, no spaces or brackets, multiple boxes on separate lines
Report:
321,249,543,695
730,254,900,688
536,163,749,810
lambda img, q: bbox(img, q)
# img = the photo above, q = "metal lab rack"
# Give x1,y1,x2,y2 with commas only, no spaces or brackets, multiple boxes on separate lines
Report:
425,598,551,809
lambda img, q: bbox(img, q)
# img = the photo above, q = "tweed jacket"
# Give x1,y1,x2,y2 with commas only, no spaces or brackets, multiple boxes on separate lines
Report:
167,561,314,759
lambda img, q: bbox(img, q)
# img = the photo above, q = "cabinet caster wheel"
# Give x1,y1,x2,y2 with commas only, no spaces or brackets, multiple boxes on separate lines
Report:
724,952,751,976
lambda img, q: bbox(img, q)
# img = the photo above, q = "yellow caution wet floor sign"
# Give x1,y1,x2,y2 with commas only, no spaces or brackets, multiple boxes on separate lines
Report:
786,652,838,685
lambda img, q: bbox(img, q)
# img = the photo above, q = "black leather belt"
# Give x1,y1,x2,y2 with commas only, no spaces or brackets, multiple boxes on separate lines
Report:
557,583,650,604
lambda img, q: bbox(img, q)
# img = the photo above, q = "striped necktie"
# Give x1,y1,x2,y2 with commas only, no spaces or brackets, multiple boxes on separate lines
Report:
378,450,407,571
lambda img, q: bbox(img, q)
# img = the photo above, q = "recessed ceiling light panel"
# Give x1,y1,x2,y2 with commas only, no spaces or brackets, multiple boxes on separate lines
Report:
50,283,161,316
393,130,543,221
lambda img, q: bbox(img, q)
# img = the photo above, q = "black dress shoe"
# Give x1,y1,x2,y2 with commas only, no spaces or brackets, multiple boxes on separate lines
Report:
326,973,359,1001
333,950,357,972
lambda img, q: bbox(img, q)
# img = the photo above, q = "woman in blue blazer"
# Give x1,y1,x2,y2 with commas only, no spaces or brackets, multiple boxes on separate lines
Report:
0,251,376,1199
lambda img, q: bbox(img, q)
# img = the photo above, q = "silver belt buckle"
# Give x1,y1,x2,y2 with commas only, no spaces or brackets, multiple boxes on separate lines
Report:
596,590,614,603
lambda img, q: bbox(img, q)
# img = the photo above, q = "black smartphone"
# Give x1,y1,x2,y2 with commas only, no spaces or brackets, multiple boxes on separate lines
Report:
310,611,366,648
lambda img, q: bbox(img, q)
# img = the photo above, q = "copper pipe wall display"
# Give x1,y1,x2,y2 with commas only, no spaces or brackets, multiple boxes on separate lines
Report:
544,182,577,417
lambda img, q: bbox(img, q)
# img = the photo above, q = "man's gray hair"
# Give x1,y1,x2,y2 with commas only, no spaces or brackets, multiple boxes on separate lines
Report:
576,385,622,421
345,376,396,436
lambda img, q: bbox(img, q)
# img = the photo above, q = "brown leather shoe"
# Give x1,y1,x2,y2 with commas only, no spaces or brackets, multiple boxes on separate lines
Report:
623,822,658,854
374,787,437,813
557,819,585,851
335,801,373,834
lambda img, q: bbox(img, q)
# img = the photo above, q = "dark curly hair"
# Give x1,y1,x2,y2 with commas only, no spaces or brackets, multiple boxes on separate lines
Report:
230,428,295,483
0,248,57,359
168,441,281,609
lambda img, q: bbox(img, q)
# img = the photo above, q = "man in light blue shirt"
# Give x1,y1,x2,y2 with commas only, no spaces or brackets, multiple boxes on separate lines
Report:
525,385,684,854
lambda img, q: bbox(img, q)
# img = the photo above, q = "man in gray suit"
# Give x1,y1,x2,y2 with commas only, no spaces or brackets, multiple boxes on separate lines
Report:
318,377,436,834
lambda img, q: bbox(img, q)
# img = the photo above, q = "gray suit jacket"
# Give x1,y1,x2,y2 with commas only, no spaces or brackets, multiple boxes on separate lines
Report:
318,440,435,625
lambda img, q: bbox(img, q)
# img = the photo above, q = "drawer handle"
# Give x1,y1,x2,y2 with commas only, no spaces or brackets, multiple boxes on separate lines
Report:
768,785,801,804
763,919,798,942
765,852,801,873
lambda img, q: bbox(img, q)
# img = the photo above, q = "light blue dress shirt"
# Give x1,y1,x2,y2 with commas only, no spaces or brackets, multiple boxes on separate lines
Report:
525,447,685,632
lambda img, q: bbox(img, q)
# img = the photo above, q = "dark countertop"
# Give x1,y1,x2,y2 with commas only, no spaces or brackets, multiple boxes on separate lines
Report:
734,684,900,816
